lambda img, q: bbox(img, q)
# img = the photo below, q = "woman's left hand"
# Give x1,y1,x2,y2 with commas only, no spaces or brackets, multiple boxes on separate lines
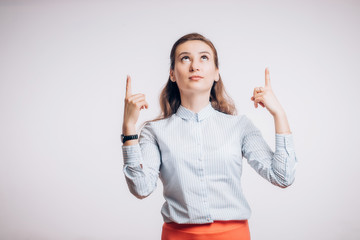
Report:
251,68,284,116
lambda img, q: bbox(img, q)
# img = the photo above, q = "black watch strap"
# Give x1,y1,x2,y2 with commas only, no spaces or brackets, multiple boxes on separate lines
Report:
121,134,138,143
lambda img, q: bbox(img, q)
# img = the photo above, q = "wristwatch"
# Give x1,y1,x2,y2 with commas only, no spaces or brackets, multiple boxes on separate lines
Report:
121,134,138,143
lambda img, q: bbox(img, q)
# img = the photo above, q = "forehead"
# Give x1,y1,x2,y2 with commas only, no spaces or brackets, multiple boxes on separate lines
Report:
175,40,214,56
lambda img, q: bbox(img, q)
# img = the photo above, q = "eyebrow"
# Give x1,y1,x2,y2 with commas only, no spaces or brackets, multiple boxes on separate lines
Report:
178,51,212,57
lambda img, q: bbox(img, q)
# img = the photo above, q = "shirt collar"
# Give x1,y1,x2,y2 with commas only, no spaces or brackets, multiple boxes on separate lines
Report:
175,102,215,122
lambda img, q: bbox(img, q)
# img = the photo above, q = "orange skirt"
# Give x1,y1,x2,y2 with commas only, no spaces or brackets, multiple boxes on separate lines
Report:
161,220,250,240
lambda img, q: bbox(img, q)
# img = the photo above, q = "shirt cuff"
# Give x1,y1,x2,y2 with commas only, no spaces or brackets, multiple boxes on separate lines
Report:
275,134,295,154
122,144,142,165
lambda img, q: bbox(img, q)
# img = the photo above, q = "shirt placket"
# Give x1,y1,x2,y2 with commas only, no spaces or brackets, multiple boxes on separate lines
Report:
196,117,212,223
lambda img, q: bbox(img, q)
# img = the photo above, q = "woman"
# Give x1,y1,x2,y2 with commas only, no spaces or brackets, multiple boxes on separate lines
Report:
121,33,297,240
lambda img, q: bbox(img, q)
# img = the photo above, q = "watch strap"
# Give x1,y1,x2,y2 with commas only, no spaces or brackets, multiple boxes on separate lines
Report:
121,134,138,143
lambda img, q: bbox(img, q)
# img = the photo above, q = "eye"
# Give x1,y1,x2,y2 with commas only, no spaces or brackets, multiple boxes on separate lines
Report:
201,55,209,61
181,56,190,62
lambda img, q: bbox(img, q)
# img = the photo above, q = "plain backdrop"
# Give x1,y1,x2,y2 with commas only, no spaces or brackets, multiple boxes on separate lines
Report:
1,0,360,239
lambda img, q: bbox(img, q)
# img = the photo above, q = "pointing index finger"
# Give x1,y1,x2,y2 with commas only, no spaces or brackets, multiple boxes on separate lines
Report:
126,75,132,97
265,68,271,87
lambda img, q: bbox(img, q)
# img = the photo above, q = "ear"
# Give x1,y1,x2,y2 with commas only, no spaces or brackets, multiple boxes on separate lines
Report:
170,69,175,82
214,69,220,82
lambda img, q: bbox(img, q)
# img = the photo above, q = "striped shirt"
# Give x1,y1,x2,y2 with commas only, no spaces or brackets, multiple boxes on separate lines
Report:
122,102,297,224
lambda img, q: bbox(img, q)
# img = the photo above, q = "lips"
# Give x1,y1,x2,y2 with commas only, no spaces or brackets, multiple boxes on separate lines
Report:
189,75,204,80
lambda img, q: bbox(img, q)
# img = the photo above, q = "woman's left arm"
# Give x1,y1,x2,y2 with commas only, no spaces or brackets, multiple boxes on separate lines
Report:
251,68,291,134
243,68,297,188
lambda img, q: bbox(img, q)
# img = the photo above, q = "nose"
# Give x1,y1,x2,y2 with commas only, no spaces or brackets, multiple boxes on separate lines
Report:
190,59,200,72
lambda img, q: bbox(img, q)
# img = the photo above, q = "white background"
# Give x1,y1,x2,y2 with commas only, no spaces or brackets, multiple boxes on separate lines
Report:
1,0,359,239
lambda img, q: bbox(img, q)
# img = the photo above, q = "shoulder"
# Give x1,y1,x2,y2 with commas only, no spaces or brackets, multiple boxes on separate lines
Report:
213,110,250,125
143,115,176,128
139,115,178,143
140,115,176,134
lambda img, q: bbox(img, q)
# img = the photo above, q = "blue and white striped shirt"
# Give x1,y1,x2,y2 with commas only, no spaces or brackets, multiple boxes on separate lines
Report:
122,102,297,224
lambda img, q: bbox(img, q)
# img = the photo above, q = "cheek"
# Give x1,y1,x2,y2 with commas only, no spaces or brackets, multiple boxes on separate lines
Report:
204,65,217,77
174,65,188,78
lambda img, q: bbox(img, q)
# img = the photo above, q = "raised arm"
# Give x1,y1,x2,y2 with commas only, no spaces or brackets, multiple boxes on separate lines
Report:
121,75,160,199
245,68,297,187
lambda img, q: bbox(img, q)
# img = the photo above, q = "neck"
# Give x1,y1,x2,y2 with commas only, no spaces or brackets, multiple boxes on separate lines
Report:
179,91,210,113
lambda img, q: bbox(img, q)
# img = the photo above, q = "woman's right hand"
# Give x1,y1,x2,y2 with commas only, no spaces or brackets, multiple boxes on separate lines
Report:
122,75,149,135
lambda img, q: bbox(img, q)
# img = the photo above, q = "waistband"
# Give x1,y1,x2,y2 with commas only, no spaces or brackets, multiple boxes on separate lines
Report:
163,220,249,234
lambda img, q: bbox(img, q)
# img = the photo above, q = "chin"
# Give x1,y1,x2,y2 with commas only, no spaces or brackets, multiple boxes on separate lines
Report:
181,87,211,95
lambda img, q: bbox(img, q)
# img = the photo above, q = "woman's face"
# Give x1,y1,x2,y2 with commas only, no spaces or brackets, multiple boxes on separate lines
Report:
170,40,219,96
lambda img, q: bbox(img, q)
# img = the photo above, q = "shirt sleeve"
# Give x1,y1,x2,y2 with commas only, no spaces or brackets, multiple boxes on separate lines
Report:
241,116,298,188
122,122,161,199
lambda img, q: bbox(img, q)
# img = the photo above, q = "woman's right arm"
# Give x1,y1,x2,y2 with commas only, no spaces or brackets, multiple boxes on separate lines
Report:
121,76,160,199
